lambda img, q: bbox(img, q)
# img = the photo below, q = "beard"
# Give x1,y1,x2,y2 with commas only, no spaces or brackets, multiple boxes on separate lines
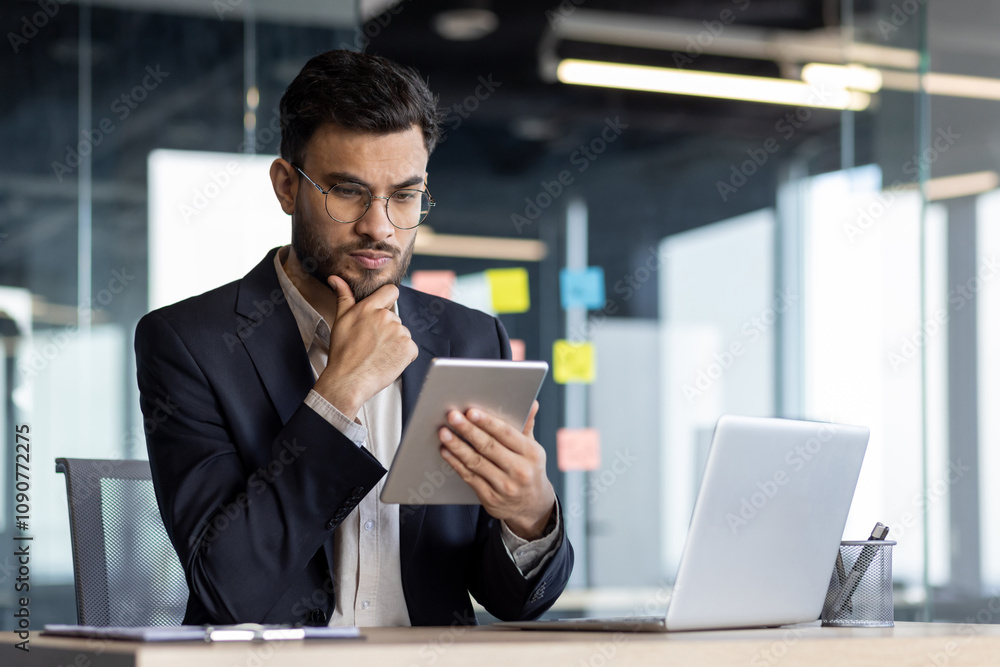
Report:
291,212,415,301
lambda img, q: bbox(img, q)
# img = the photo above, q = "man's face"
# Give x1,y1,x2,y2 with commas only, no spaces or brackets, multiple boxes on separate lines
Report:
290,123,428,301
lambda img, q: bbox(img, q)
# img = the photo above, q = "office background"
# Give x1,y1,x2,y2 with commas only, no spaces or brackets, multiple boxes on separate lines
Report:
1,0,998,627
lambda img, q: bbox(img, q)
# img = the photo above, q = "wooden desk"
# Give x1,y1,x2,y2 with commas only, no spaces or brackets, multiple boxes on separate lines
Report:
10,622,1000,667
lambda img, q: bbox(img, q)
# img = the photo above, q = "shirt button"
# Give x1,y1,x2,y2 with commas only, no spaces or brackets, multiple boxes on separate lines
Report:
361,600,370,610
364,520,374,531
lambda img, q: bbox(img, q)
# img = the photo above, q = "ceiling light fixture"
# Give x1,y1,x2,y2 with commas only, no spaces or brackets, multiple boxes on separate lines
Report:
415,227,548,261
925,171,1000,201
433,9,499,41
556,59,870,111
801,63,882,93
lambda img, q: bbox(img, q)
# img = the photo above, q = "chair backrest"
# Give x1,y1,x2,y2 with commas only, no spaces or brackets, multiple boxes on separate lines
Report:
55,457,188,626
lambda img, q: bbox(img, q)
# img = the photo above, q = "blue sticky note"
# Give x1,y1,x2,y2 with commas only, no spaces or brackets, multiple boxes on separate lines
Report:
560,267,606,310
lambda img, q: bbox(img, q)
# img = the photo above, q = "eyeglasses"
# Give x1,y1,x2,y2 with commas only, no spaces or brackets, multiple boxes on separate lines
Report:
293,165,434,230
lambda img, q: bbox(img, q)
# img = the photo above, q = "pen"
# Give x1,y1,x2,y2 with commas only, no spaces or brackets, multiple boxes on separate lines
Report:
831,522,890,614
834,550,850,613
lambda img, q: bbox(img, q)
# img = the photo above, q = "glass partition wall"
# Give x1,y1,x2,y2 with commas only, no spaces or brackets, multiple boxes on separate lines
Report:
2,0,997,628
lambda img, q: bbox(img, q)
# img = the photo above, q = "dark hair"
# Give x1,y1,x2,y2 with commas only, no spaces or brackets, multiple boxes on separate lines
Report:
279,50,441,165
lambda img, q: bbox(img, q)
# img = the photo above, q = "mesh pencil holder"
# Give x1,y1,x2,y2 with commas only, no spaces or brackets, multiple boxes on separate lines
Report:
821,540,896,627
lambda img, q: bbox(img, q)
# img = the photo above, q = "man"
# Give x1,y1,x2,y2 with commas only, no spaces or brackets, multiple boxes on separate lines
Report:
135,49,573,627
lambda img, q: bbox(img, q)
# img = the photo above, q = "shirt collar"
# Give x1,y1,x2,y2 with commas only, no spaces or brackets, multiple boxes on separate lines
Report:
274,246,329,351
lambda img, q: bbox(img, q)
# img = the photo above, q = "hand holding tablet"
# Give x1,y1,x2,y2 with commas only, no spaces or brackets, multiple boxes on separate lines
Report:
380,359,549,511
439,399,557,540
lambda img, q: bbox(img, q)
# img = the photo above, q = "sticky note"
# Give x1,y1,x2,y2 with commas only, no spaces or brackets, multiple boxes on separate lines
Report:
452,272,495,315
552,340,595,384
557,428,601,471
509,339,526,361
560,267,605,310
486,267,530,314
411,270,456,299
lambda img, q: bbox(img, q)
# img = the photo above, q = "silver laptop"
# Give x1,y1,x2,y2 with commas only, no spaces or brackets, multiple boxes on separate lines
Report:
500,415,869,632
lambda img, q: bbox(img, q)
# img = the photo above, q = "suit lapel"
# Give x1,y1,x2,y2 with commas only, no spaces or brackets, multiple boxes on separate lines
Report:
396,287,450,593
235,267,455,611
235,249,315,425
398,286,450,431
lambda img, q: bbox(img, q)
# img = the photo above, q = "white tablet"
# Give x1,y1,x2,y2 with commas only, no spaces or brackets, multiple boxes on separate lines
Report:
380,358,549,505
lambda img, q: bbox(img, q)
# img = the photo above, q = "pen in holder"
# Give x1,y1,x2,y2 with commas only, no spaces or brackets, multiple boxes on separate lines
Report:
821,539,896,627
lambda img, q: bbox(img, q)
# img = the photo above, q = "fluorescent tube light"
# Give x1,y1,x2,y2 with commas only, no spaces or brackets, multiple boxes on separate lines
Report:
923,72,1000,101
926,171,1000,201
415,228,548,261
557,59,870,110
878,70,1000,101
801,63,882,93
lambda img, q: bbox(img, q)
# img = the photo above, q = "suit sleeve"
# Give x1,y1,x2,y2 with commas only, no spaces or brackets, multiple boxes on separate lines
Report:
465,315,575,620
135,311,386,624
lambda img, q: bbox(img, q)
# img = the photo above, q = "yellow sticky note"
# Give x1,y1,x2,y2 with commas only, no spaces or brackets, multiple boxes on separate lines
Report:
553,340,595,384
509,339,526,361
557,428,601,471
486,268,530,313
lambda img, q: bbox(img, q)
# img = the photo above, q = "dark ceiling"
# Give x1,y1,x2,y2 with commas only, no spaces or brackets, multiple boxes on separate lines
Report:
0,0,882,318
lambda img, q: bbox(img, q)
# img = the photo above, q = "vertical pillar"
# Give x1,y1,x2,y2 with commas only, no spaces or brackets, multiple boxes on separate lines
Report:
564,198,589,587
947,197,981,597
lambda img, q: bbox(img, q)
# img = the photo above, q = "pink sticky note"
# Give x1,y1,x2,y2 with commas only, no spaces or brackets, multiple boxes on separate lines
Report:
510,339,526,361
411,270,456,299
557,428,601,472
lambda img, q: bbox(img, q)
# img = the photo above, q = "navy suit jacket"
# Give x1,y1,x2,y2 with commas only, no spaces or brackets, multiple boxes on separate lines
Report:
134,248,573,626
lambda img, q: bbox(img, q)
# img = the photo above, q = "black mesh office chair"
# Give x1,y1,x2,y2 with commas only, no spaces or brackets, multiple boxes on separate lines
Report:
55,458,189,626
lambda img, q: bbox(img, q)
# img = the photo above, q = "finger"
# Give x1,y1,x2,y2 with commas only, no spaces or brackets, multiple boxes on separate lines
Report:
439,446,498,504
522,401,539,438
445,410,522,473
364,283,400,311
438,424,508,489
462,408,532,457
327,275,356,320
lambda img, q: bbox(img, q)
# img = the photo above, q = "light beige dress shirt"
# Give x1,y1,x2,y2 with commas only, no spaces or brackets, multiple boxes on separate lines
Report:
273,247,561,627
